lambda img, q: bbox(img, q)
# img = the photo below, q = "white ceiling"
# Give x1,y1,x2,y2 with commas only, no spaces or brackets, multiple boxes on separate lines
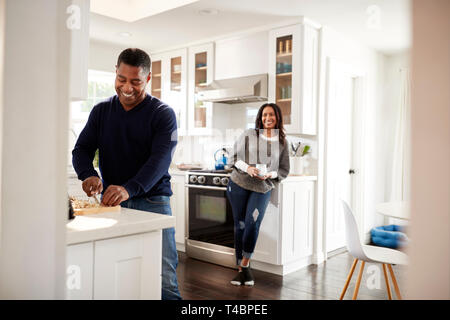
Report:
90,0,200,22
89,0,411,55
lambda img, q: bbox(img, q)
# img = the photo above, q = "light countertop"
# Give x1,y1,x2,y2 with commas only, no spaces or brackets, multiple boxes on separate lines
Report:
169,168,317,180
168,168,189,176
284,175,317,182
66,207,175,245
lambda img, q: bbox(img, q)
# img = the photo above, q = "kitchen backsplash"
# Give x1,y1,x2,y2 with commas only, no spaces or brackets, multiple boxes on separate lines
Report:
171,133,318,176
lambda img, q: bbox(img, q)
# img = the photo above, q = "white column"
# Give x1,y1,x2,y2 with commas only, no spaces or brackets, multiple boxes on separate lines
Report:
0,0,72,299
0,0,5,253
406,0,450,299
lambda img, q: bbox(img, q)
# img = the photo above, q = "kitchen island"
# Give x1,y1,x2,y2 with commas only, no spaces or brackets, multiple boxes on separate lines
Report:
66,207,175,300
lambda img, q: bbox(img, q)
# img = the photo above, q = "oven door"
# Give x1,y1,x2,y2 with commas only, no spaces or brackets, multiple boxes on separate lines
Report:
188,185,234,248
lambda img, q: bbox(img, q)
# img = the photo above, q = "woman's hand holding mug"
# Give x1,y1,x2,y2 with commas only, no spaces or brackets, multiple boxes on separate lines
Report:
247,166,260,177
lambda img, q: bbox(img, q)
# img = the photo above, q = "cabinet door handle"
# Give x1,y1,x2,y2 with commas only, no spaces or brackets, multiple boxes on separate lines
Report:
349,169,356,175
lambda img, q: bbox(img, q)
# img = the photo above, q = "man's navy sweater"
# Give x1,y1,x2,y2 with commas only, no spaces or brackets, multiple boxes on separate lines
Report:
72,94,178,198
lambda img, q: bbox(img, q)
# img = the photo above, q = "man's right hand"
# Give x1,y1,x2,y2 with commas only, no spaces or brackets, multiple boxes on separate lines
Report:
82,176,103,197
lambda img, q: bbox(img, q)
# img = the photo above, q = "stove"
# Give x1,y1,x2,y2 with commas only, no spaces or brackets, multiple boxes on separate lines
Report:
187,169,231,187
185,169,236,268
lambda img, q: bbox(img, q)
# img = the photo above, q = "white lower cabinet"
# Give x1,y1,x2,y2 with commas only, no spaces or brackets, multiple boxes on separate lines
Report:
280,181,314,263
94,232,162,299
253,179,315,274
252,201,280,264
67,231,162,300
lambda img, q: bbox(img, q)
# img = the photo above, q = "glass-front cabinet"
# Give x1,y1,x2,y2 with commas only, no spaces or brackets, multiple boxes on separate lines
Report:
150,60,162,99
275,35,293,125
188,43,214,135
150,49,187,135
269,22,319,135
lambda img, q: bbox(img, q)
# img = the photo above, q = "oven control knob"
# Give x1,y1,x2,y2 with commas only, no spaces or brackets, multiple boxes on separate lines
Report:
189,175,198,183
197,176,206,184
212,177,221,185
221,177,229,186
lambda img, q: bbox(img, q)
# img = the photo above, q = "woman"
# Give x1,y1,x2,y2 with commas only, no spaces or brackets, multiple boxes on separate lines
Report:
226,103,290,286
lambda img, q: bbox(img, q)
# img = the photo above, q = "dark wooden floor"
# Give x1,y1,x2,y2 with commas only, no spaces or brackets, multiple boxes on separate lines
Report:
176,251,407,300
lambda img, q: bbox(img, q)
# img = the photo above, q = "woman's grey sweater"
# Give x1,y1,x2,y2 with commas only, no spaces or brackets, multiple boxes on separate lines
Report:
229,129,290,194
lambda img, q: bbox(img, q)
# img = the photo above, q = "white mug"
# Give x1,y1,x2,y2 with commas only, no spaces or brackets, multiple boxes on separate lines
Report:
256,164,267,176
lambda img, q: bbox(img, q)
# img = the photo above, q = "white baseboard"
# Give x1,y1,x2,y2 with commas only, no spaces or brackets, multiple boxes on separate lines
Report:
312,252,326,265
251,256,313,276
176,242,185,252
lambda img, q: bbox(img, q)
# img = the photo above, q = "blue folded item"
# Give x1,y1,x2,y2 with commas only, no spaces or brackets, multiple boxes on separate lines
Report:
370,225,409,249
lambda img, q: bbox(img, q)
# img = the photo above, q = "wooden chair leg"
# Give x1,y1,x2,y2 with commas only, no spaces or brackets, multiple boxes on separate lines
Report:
387,264,402,300
340,258,358,300
352,261,365,300
382,264,392,300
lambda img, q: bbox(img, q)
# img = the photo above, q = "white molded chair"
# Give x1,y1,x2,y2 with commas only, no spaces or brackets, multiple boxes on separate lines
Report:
340,200,408,300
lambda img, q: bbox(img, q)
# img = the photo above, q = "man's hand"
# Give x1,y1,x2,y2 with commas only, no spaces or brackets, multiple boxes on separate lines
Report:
101,185,129,206
82,176,103,197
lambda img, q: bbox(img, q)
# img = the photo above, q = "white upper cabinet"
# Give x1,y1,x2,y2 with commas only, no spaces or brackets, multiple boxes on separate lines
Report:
269,22,319,135
188,42,214,135
300,24,319,135
215,31,268,80
150,49,188,135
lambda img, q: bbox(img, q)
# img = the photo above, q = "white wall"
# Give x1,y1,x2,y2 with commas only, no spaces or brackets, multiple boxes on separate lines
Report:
89,40,126,72
380,52,410,202
0,0,71,299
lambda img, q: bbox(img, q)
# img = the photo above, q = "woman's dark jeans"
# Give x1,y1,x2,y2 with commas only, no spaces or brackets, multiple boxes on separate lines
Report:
226,180,271,266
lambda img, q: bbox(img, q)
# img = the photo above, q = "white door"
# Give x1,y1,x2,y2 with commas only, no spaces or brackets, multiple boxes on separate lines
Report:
325,58,357,253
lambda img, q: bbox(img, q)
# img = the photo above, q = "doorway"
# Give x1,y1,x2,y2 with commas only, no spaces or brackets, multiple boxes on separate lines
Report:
324,58,365,254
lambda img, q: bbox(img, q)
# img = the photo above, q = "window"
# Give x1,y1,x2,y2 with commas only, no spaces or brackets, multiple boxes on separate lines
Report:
70,70,116,136
246,107,259,129
69,70,116,168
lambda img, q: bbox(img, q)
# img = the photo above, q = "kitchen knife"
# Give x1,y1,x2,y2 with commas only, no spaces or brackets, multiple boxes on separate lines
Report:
92,193,101,205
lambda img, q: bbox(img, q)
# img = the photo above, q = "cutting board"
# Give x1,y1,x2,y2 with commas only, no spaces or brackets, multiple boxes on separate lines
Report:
74,205,121,216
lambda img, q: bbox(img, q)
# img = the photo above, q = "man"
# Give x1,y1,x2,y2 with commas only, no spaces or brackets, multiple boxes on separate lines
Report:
72,48,181,300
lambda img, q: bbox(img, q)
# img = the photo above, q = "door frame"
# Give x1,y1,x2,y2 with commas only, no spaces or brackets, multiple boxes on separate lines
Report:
322,57,367,258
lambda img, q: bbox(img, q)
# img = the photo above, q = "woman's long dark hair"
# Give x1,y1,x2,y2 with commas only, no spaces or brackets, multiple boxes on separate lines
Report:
255,103,286,145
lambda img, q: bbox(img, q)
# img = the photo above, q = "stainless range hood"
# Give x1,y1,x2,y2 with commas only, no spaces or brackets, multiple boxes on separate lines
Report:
197,73,268,104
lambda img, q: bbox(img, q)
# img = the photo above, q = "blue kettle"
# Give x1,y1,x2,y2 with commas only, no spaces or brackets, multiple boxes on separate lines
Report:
214,148,229,170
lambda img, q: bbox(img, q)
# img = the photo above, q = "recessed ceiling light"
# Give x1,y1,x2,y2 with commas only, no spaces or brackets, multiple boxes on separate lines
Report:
198,8,219,16
118,32,132,38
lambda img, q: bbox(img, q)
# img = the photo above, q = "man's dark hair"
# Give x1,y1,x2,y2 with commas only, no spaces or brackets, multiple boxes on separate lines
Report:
117,48,151,75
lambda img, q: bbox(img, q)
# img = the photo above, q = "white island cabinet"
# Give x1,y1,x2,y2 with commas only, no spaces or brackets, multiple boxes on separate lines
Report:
66,208,175,300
